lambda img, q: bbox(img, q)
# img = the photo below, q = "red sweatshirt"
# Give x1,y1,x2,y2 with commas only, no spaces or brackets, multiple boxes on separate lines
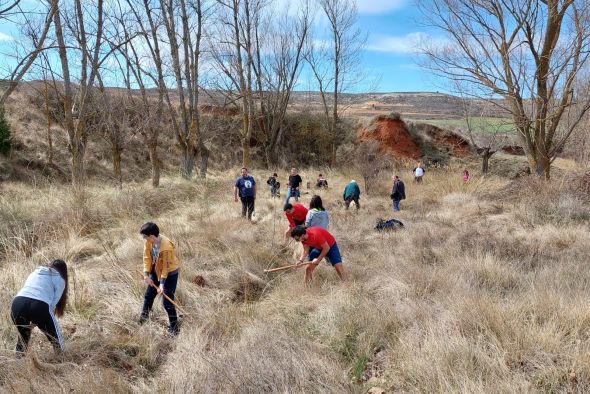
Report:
286,204,308,227
302,227,336,249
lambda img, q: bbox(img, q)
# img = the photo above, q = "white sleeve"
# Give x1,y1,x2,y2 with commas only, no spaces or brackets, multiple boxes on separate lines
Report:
304,211,312,227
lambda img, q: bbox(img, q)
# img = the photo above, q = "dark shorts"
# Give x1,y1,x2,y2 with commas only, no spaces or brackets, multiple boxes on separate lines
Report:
308,242,342,266
294,219,305,226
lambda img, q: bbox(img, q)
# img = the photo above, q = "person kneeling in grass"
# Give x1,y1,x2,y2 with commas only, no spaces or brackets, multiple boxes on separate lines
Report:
291,225,346,284
139,222,180,335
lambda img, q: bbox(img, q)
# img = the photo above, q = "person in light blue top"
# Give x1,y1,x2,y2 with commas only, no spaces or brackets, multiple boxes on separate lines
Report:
305,195,330,229
11,260,68,354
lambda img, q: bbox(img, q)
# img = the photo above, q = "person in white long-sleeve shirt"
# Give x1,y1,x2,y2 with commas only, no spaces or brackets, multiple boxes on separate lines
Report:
11,260,68,355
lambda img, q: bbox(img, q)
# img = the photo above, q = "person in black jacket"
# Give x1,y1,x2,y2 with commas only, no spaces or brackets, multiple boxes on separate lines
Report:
266,173,280,198
390,175,406,211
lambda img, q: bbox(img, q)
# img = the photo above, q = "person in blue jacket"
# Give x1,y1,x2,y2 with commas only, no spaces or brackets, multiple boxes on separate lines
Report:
343,180,361,210
11,260,68,355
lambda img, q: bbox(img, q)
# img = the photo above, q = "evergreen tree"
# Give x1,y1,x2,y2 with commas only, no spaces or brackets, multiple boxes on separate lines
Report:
0,107,11,156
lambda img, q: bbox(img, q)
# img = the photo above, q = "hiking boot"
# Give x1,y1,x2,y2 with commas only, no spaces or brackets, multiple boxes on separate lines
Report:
139,314,149,325
168,321,181,336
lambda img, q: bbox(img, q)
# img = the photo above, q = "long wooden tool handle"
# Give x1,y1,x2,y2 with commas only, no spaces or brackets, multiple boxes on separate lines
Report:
264,263,307,273
139,270,188,315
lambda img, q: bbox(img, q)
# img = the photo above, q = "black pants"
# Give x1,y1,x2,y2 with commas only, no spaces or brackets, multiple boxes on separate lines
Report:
344,197,360,209
241,196,255,220
11,296,64,353
141,271,179,333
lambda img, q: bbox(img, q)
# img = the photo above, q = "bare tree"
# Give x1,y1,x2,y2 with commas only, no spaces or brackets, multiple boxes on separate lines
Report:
306,0,365,166
0,1,57,106
420,0,590,180
212,0,263,168
255,2,310,167
455,84,511,173
354,140,390,194
114,0,167,187
160,0,207,179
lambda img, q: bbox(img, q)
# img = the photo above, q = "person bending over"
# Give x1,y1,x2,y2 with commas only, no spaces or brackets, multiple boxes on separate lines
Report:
11,259,68,355
291,226,346,284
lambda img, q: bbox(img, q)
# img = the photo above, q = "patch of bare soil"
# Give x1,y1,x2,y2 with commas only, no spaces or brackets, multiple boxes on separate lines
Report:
359,116,422,160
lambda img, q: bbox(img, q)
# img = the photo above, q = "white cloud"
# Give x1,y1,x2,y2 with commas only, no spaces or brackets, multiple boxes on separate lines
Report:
367,32,447,54
357,0,406,14
0,32,14,41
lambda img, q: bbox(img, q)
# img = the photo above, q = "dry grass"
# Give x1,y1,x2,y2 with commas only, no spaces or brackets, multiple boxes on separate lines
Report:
1,165,590,393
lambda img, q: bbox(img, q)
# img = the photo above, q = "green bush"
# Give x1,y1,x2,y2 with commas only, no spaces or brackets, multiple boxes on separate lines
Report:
0,107,11,156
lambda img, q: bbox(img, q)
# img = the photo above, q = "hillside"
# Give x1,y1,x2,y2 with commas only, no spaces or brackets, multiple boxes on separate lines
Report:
0,84,494,183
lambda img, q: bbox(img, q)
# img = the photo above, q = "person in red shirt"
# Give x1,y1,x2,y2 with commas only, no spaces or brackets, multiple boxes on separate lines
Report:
291,225,346,284
283,203,308,241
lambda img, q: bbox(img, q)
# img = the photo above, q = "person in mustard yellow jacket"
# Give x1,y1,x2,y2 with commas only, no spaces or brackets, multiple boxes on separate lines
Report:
139,222,180,335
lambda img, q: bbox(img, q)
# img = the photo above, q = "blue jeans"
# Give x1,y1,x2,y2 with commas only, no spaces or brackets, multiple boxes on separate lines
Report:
285,188,300,203
392,199,400,211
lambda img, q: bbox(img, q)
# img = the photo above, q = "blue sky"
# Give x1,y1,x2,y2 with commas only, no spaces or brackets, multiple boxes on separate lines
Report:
354,0,442,92
0,0,446,93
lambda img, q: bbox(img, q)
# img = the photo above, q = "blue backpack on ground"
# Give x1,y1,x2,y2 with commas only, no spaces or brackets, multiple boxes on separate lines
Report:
375,218,404,230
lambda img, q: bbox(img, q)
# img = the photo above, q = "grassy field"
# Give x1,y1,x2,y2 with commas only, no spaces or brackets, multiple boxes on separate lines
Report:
414,117,517,134
1,164,590,393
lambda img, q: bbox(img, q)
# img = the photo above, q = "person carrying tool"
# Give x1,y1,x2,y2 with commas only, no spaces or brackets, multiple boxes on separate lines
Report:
139,222,181,335
284,202,308,241
10,259,68,355
291,225,346,284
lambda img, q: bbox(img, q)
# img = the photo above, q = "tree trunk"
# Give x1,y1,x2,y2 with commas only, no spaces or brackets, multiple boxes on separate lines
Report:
536,155,551,180
264,145,275,169
113,144,122,188
199,143,209,179
71,141,86,186
242,131,251,168
181,147,196,179
148,143,160,188
44,83,53,166
481,148,494,174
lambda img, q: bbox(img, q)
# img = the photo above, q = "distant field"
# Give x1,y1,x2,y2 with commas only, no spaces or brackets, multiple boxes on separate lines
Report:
414,117,517,134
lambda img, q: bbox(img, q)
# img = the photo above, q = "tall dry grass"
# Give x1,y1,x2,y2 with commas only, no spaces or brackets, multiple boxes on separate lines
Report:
1,164,590,393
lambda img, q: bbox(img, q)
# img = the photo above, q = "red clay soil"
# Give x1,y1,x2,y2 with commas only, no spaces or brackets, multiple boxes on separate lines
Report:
424,125,471,157
501,145,525,155
359,116,422,159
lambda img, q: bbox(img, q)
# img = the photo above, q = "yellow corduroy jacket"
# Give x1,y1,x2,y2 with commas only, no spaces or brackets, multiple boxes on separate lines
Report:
143,235,180,282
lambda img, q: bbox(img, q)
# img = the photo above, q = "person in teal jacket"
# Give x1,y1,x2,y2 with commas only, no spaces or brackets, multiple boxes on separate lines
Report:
343,180,361,210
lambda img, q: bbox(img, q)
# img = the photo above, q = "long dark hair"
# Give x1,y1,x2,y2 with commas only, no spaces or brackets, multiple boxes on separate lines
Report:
50,259,68,317
309,195,325,211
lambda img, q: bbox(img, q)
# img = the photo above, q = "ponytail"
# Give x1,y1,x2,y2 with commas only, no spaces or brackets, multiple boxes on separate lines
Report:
50,259,68,317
